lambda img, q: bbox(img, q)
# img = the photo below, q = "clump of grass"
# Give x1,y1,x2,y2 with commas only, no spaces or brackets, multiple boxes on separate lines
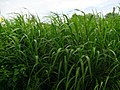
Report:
0,7,120,90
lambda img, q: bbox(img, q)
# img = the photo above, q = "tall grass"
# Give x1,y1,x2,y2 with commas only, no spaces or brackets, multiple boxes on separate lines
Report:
0,7,120,90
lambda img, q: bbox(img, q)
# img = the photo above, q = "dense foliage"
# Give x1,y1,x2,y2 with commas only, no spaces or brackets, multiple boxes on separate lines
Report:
0,9,120,90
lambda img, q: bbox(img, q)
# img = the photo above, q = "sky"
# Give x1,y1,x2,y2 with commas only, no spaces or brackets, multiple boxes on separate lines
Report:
0,0,120,19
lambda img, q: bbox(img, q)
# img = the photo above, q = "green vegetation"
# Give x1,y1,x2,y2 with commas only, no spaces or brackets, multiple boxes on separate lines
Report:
0,8,120,90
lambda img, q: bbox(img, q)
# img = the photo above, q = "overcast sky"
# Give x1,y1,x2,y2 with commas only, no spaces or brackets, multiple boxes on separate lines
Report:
0,0,119,19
